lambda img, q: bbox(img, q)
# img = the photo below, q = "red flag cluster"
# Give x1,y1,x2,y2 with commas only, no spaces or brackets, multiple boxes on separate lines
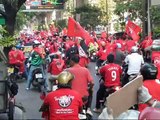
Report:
125,20,142,41
67,17,93,45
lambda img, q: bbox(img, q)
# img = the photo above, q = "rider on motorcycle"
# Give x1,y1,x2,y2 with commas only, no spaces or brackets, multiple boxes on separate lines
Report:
26,40,46,90
8,45,26,76
40,71,83,120
124,46,144,82
139,63,160,111
93,53,122,113
67,55,94,116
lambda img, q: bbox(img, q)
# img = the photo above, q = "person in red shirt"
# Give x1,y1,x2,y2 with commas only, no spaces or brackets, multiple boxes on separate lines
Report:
96,41,108,67
40,71,83,120
8,45,25,74
47,54,65,91
139,63,160,112
93,54,122,112
126,37,137,53
67,55,94,115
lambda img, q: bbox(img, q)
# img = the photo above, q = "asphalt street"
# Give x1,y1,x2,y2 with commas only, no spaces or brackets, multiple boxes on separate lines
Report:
0,62,101,119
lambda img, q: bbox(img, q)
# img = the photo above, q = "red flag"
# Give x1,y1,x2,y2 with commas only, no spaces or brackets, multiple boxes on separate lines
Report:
67,17,93,45
67,17,82,37
125,20,141,41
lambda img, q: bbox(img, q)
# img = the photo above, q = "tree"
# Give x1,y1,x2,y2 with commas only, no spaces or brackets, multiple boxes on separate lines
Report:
73,4,103,30
113,0,143,31
0,0,27,35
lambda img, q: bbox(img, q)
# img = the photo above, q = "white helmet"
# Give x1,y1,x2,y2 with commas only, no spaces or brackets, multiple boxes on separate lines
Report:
131,46,138,53
116,43,122,49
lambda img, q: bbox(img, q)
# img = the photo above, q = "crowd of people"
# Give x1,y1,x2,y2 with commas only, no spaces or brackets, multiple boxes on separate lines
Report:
7,27,160,119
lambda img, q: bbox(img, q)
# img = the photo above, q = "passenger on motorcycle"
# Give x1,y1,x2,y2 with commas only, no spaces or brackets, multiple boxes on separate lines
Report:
47,54,65,91
93,53,122,113
112,43,125,66
139,63,160,112
124,46,144,82
40,71,83,120
26,40,46,90
8,45,25,74
67,55,94,116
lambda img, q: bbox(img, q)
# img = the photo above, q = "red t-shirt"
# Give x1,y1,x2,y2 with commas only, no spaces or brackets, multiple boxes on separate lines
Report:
152,52,160,79
48,58,65,75
43,88,83,120
139,80,160,112
9,50,19,64
100,63,122,87
68,64,94,97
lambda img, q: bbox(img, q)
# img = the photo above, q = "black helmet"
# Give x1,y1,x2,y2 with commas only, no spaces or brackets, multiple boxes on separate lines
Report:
140,63,158,80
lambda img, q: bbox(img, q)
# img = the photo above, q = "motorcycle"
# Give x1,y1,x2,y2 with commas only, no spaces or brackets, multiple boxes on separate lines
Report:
7,65,24,82
31,68,45,92
79,84,93,120
89,52,97,62
98,77,121,105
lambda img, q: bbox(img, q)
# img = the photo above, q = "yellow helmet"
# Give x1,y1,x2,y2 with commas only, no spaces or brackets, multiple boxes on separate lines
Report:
57,71,74,85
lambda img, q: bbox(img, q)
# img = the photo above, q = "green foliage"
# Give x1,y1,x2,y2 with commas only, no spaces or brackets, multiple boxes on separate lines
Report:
54,19,67,31
15,11,28,32
151,6,160,24
113,0,143,31
73,4,103,29
0,26,16,47
114,0,143,20
150,6,160,38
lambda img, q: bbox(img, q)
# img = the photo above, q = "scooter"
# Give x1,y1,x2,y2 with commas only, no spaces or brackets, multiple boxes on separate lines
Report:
31,68,45,92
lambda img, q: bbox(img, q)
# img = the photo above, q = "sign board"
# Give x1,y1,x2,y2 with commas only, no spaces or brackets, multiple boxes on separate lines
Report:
151,0,160,6
106,75,143,117
25,0,65,10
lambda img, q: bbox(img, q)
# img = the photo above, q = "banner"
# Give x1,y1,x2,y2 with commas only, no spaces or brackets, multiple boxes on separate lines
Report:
125,20,142,41
67,17,93,45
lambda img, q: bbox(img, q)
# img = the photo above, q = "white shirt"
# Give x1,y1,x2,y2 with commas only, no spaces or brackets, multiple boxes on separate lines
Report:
124,53,144,75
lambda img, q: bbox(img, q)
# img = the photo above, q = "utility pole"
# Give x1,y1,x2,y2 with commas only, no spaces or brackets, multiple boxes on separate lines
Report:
147,0,151,35
142,0,148,39
106,0,109,36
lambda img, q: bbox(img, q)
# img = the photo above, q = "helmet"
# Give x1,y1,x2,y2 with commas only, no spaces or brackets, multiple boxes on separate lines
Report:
131,46,138,53
33,40,41,45
15,44,22,49
33,40,41,48
57,71,74,88
139,107,160,119
116,43,122,49
140,63,157,80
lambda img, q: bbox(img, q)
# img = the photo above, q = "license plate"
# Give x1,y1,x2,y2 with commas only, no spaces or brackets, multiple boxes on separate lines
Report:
35,74,43,78
8,68,14,73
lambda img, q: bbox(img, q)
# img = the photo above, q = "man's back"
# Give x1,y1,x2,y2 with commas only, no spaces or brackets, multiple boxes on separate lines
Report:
100,63,122,87
68,64,93,97
125,53,144,75
44,88,83,120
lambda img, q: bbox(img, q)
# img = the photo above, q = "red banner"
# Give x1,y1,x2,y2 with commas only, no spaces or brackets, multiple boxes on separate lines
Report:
67,17,93,45
125,20,142,41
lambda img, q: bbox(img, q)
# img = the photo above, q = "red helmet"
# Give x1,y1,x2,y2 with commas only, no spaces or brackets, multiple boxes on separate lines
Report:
138,107,160,119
